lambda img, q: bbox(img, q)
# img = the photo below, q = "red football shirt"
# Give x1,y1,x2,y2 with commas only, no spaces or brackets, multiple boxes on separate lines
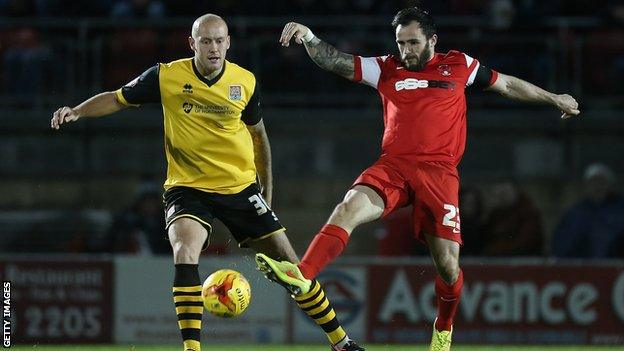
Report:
353,50,498,166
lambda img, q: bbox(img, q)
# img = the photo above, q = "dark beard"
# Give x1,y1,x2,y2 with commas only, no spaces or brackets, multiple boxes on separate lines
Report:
404,42,432,72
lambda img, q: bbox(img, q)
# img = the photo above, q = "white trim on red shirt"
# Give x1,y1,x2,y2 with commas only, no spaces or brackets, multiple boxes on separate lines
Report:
357,56,383,88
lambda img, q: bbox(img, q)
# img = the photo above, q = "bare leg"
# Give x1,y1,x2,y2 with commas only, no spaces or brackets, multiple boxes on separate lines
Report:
425,234,460,284
168,217,208,351
326,185,385,233
277,184,385,282
426,233,463,335
169,218,208,264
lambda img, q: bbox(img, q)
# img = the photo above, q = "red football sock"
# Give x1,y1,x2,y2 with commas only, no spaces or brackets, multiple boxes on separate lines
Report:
434,269,464,331
298,224,350,279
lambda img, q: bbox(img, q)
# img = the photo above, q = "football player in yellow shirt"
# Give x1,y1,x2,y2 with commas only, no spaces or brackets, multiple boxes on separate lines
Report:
51,14,363,351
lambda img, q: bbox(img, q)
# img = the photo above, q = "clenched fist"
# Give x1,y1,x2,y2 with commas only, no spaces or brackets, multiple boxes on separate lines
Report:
553,94,580,119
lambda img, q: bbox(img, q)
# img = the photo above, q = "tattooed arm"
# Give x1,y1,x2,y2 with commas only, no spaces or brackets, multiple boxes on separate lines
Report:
246,120,273,206
279,22,354,80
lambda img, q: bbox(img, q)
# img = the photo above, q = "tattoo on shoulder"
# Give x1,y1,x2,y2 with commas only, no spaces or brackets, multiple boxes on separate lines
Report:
306,38,354,79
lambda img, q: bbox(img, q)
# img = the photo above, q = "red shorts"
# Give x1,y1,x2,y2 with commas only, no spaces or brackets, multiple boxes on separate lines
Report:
353,157,462,244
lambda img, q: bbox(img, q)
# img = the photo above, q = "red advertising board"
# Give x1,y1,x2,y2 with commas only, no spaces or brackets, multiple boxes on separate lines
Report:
367,263,624,345
0,259,113,344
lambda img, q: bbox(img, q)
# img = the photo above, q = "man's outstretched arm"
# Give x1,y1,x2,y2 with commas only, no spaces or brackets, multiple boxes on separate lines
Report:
486,73,580,119
50,92,127,130
51,65,160,130
279,22,355,80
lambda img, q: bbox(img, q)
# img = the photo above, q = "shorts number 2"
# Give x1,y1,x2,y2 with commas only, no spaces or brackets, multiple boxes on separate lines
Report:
442,204,461,233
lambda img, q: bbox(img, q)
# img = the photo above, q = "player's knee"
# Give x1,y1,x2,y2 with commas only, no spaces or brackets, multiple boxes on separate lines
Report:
333,201,349,218
171,240,200,264
436,255,460,284
332,199,362,223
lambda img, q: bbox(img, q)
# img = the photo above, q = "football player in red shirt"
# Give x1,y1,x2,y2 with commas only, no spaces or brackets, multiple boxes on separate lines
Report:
256,7,580,351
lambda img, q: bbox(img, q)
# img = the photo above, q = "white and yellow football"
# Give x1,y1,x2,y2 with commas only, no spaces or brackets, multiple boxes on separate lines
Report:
202,269,251,318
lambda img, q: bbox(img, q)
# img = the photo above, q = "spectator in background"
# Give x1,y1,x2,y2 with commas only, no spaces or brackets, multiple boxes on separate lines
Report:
487,0,515,30
459,186,486,256
551,163,624,258
110,0,165,18
481,180,544,256
107,187,171,255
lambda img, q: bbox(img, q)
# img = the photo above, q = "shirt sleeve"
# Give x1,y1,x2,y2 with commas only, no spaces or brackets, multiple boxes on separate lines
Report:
241,81,263,125
115,65,161,106
463,53,499,90
470,64,499,90
353,56,383,89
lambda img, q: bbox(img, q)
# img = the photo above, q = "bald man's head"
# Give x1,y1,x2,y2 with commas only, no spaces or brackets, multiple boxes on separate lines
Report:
191,14,228,39
189,14,230,76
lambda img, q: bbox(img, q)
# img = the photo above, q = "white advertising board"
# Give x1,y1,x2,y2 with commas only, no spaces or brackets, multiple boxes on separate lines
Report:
113,255,289,344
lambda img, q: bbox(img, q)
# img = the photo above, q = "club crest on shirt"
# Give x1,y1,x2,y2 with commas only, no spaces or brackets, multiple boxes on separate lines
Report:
437,64,452,76
228,85,242,101
182,101,193,113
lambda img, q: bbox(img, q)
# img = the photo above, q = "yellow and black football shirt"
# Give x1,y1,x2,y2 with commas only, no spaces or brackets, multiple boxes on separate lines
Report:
115,58,262,194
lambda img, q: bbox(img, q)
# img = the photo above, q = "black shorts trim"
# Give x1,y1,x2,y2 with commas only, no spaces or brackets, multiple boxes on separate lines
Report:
165,214,213,232
165,214,213,251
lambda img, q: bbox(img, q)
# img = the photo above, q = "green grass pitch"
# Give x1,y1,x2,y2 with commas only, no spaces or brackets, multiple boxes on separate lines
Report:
7,345,624,351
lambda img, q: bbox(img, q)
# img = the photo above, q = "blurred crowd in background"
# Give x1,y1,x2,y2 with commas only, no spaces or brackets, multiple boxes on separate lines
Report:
1,0,624,21
0,0,623,260
2,0,624,103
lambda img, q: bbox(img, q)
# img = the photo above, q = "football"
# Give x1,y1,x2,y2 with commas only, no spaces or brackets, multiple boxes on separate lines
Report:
202,269,251,318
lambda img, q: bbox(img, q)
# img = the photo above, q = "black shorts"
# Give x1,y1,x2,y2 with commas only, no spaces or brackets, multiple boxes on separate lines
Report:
163,184,285,248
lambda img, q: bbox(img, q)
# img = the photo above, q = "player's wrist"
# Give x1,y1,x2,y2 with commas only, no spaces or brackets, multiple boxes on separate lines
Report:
546,92,559,105
301,29,315,43
72,107,83,119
